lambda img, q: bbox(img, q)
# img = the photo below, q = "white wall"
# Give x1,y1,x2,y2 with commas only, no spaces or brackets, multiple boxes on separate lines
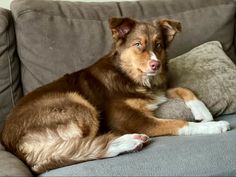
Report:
0,0,12,9
0,0,138,9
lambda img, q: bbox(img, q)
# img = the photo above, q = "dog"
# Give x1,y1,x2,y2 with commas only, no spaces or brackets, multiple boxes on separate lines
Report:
1,17,230,174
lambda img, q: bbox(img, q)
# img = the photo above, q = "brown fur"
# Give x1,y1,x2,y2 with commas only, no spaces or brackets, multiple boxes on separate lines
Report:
1,17,195,174
167,87,198,101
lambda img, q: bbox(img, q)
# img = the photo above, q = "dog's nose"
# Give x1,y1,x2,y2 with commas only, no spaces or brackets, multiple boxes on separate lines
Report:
149,60,160,71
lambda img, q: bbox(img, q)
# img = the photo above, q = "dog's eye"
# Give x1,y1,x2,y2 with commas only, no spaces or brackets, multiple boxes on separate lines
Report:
156,43,161,49
134,42,142,48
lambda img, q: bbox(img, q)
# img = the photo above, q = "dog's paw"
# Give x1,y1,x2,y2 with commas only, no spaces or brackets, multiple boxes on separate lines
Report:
178,121,230,135
185,99,213,122
106,134,150,157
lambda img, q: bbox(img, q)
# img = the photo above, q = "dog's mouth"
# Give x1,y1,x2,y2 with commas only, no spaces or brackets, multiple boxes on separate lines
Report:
139,60,161,77
138,69,158,77
145,71,158,76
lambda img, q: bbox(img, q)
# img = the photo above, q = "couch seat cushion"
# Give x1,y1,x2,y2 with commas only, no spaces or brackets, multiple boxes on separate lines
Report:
39,114,236,176
0,143,32,176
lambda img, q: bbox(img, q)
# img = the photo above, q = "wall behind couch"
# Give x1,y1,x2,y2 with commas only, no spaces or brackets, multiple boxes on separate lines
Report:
0,0,138,9
0,0,12,9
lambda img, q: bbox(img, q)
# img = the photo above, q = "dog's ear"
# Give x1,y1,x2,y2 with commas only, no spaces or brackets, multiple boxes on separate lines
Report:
158,19,181,48
109,17,136,40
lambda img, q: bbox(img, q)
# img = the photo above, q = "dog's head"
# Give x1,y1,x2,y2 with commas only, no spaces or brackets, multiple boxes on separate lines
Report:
109,17,181,88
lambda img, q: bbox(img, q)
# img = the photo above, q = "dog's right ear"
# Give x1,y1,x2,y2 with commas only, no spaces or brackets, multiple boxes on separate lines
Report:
158,19,181,48
109,17,136,40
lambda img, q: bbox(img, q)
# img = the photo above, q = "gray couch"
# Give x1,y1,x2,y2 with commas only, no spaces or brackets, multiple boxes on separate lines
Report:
0,0,236,176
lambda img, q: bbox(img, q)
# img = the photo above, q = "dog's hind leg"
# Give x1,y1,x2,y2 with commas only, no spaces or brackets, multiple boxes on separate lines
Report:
167,87,213,122
19,129,149,174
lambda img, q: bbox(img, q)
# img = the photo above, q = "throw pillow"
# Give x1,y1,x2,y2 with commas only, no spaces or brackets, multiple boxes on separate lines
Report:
156,41,236,120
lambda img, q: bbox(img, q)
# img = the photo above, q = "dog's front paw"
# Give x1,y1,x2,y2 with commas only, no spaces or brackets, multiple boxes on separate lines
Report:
185,99,213,122
178,121,230,135
106,134,150,157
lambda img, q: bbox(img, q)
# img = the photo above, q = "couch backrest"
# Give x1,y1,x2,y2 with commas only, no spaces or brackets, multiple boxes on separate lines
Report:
9,0,236,95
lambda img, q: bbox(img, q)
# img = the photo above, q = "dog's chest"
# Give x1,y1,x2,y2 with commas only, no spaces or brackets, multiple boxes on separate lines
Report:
146,95,167,111
135,87,167,111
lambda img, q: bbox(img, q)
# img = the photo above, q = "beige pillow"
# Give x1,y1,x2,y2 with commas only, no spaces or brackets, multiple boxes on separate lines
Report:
156,41,236,120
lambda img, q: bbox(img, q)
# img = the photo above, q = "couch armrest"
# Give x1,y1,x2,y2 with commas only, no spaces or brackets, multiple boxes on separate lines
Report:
0,143,32,176
0,7,22,129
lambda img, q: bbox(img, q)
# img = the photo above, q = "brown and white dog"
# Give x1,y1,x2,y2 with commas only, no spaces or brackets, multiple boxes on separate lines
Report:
1,17,230,174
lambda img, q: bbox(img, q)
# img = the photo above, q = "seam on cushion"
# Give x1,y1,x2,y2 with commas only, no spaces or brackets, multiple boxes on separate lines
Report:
14,2,234,21
116,2,123,16
6,20,16,107
0,12,16,107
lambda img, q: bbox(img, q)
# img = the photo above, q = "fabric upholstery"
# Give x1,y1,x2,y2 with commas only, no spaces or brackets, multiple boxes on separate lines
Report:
10,0,236,94
156,41,236,119
0,8,22,129
39,114,236,177
0,143,32,176
2,0,236,176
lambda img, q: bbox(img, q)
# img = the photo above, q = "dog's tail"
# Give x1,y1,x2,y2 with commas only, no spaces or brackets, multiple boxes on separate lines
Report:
17,129,149,174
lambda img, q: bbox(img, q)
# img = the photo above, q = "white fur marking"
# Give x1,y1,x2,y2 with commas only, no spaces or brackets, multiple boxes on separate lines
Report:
57,122,82,140
146,95,167,111
142,75,151,88
106,134,148,157
186,100,213,122
178,121,230,135
150,51,158,61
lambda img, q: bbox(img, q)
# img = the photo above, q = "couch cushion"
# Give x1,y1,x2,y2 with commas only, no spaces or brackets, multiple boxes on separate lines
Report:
0,8,22,129
11,0,236,94
156,41,236,119
0,143,32,176
39,114,236,176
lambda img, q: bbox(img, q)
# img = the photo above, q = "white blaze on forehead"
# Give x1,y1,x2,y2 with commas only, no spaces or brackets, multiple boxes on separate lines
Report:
150,51,158,61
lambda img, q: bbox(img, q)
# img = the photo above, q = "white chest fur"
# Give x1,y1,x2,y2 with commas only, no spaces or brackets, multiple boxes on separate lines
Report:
146,94,167,111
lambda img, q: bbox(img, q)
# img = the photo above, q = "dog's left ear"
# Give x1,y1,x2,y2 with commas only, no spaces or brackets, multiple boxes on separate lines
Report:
157,19,181,48
109,17,136,40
